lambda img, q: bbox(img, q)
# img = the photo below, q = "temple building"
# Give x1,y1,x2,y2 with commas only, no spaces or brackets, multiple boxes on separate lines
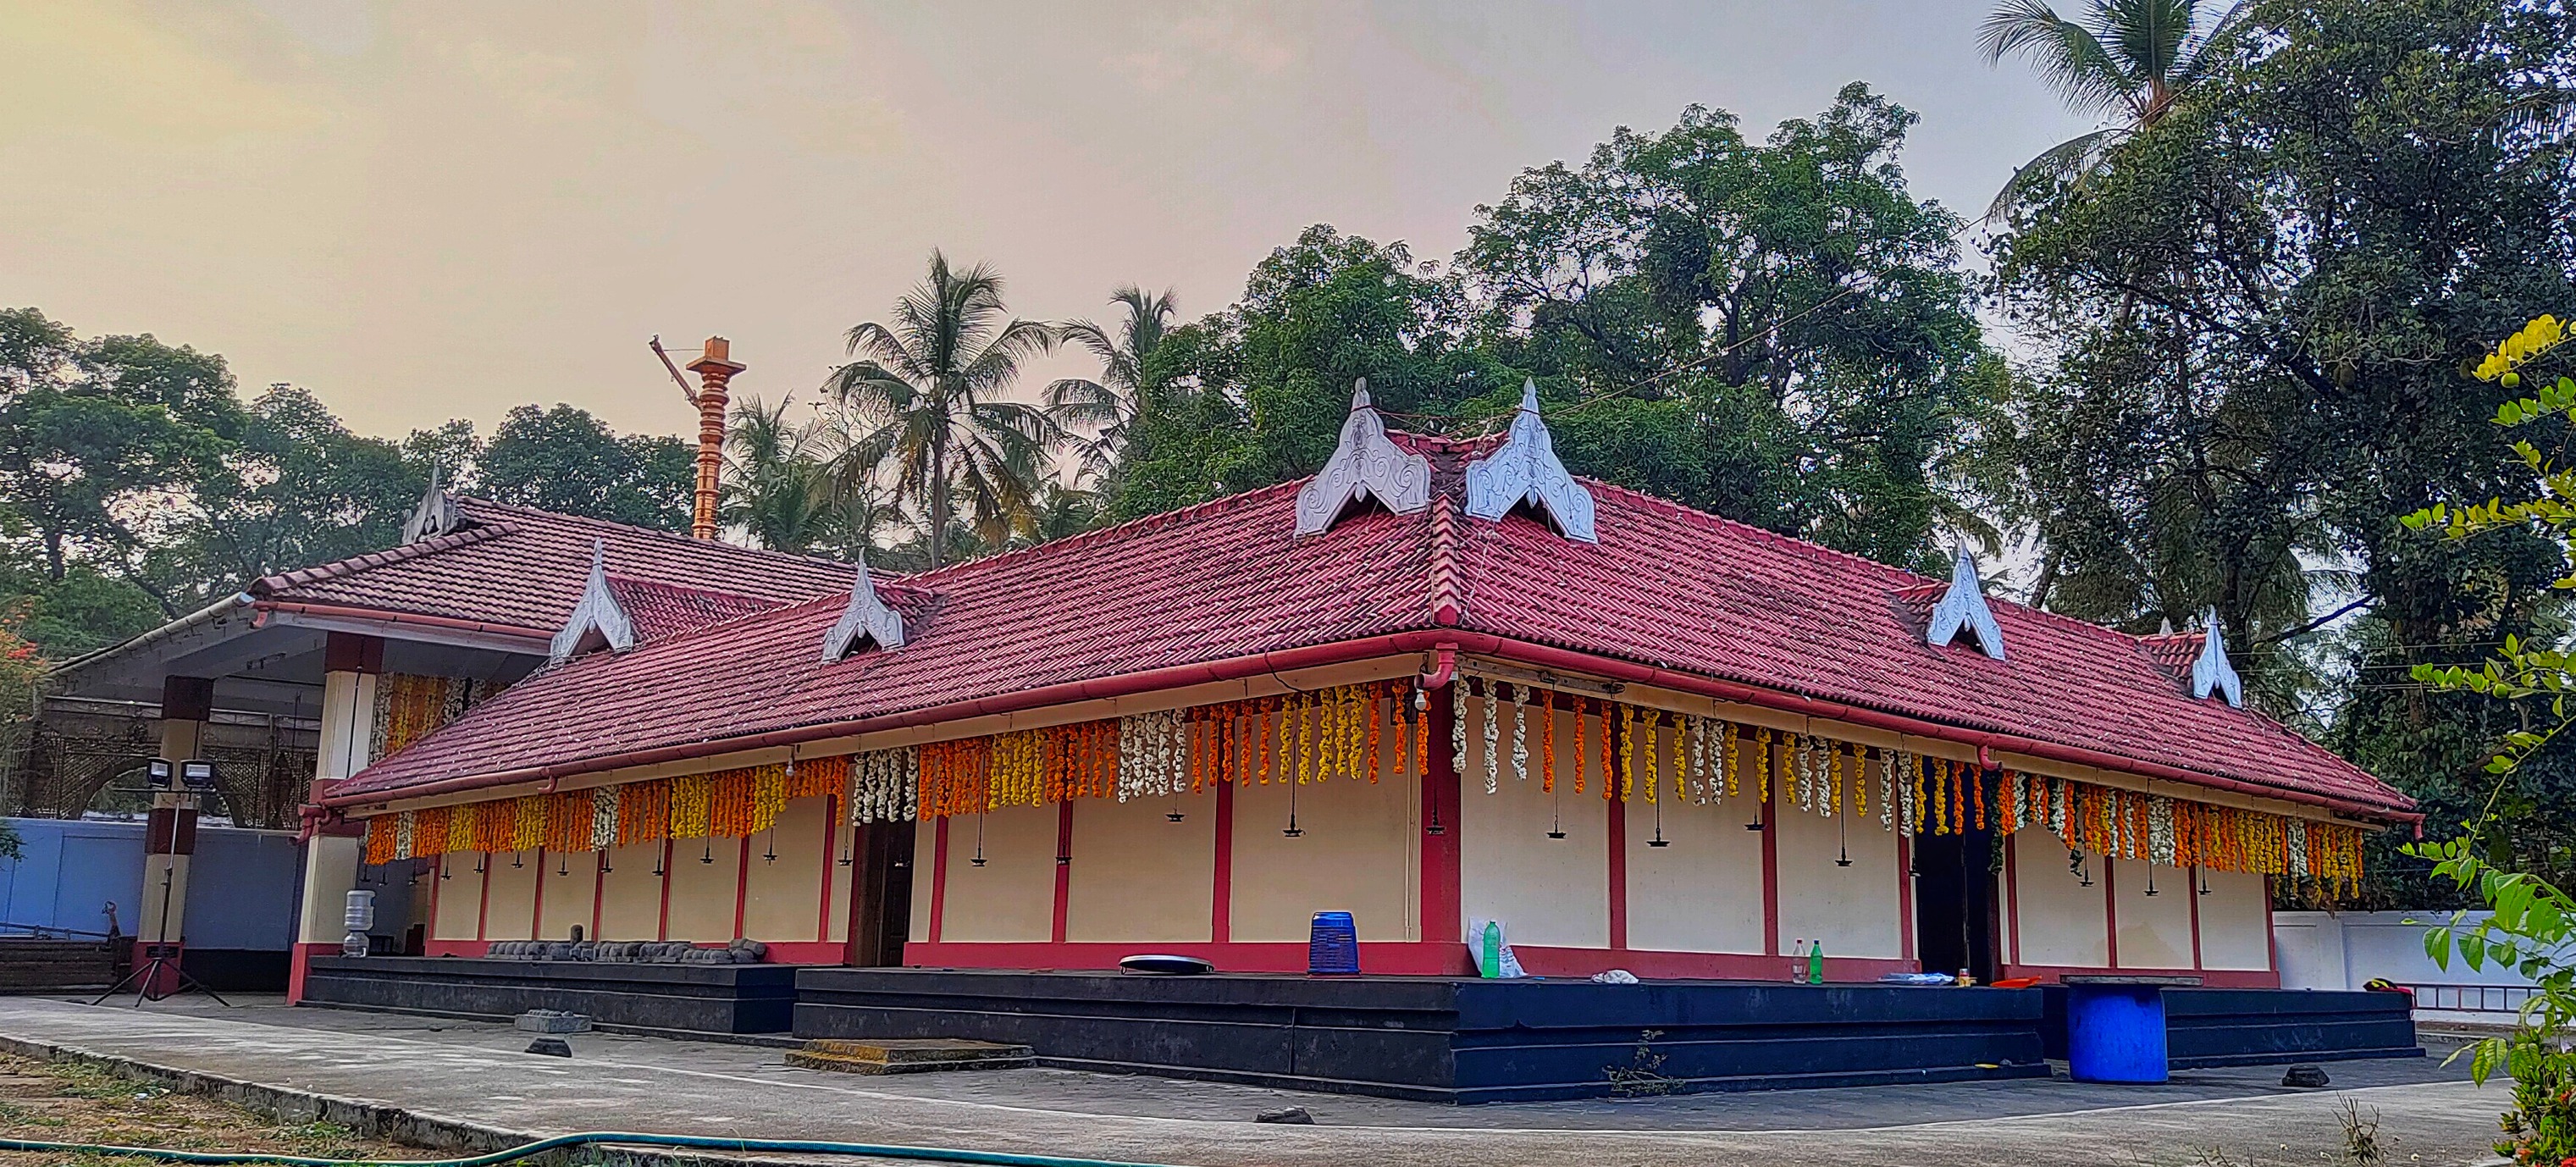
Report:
313,383,2407,987
56,359,2422,1098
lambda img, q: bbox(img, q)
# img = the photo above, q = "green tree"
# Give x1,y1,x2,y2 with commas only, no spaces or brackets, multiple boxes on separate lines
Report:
1987,0,2576,896
1460,86,1998,566
1111,226,1505,522
0,309,240,598
477,404,695,532
825,252,1064,569
1977,0,2250,219
163,385,423,605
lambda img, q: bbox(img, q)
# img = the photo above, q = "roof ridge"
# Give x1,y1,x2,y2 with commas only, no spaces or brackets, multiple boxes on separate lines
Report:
1578,478,2188,654
250,523,517,596
604,573,780,606
452,496,863,574
1429,495,1462,625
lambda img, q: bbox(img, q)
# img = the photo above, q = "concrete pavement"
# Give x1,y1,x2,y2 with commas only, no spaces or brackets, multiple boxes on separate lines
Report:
0,995,2515,1166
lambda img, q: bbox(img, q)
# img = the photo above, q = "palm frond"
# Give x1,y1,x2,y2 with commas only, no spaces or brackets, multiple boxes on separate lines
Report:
1985,127,2125,221
1979,0,2133,119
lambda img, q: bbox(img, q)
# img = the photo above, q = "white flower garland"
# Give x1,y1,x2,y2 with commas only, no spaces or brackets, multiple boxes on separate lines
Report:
849,745,920,824
590,784,620,848
2148,795,2175,866
1794,735,1814,812
1509,683,1528,783
2286,818,2309,877
1451,685,1467,778
1878,750,1894,829
1481,683,1500,795
1688,716,1710,803
2049,777,2070,836
393,810,415,860
1118,710,1186,801
1898,753,1917,837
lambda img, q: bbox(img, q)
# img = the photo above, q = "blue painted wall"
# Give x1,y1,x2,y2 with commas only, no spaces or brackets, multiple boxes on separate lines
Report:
0,817,304,950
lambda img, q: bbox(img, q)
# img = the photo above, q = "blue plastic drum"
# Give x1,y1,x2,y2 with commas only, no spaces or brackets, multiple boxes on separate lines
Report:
2065,977,2181,1083
1308,910,1359,976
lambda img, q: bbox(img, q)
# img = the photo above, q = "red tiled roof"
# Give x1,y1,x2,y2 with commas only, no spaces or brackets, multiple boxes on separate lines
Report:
249,497,854,637
330,467,2413,820
606,576,784,641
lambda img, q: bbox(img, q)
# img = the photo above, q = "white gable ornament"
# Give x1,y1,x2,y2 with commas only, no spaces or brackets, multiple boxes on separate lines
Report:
2192,607,2244,707
549,539,637,664
401,464,463,543
1926,552,2007,661
1294,379,1432,537
1463,379,1597,543
820,555,905,661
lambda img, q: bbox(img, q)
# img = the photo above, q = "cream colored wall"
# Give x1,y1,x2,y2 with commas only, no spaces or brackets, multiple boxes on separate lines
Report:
1626,799,1766,954
664,838,744,941
430,855,483,941
2010,827,2108,967
938,803,1058,943
2110,858,2195,970
742,797,830,942
909,818,937,943
595,843,667,940
478,851,539,940
826,812,854,944
1232,767,1418,943
1772,791,1904,960
1462,703,1609,949
2197,868,2271,971
1065,789,1214,943
536,854,599,940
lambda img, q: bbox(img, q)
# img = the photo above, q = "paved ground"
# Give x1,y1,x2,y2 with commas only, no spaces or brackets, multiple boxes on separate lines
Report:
0,994,2516,1167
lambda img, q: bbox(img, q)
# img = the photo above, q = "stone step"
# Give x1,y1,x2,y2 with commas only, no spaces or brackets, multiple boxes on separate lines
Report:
784,1038,1034,1076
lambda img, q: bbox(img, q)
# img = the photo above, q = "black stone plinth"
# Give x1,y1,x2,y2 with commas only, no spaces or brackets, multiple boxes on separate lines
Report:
2039,986,2422,1068
302,956,797,1035
794,968,2051,1103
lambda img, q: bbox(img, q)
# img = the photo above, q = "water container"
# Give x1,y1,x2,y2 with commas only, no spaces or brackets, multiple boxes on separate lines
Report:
2065,982,2171,1083
343,889,376,932
1307,910,1358,976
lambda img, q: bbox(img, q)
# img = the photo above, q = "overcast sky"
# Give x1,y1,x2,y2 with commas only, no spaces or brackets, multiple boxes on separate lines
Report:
0,1,2092,443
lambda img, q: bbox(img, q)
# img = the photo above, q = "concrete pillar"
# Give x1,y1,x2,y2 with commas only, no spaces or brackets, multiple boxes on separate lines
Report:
135,675,213,994
288,633,381,1004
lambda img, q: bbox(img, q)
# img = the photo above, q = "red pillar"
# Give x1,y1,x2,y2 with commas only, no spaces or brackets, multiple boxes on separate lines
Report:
1421,683,1462,956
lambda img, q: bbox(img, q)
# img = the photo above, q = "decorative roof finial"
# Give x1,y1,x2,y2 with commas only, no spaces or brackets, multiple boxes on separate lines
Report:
1926,551,2006,660
1463,379,1597,543
401,463,462,544
821,553,904,661
1294,379,1432,536
549,539,637,663
2192,607,2243,707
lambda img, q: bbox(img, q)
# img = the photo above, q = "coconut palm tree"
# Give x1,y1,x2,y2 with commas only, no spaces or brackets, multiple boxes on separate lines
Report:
826,252,1064,569
1045,285,1177,478
721,395,837,555
1977,0,2250,220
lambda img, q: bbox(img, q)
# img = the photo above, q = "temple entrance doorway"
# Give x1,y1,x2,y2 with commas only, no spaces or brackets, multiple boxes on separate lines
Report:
843,821,915,966
1911,822,2001,983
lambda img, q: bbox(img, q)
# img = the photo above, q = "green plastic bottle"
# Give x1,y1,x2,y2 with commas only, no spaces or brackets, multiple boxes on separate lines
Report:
1481,921,1503,979
1807,939,1825,985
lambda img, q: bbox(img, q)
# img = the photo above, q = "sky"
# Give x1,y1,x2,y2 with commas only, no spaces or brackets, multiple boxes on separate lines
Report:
0,1,2094,445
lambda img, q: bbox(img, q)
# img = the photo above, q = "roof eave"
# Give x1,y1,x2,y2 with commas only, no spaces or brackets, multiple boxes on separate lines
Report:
325,629,2416,826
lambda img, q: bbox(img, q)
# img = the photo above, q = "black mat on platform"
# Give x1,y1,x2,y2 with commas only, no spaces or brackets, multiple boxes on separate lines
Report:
2037,986,2423,1067
794,968,2052,1103
302,956,797,1035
